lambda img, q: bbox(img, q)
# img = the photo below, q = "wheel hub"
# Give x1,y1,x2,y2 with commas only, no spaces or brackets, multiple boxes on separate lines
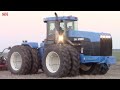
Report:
10,52,22,71
46,51,60,73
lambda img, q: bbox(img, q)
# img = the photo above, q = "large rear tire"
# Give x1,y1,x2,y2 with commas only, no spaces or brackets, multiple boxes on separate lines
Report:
30,48,40,74
7,45,32,75
24,46,40,74
42,44,71,77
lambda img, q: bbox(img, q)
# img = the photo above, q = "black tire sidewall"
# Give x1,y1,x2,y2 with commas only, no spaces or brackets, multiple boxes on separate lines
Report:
42,45,69,77
7,46,28,74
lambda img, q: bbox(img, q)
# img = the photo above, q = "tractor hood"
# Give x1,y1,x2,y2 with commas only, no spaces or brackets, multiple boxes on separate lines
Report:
67,30,110,42
67,30,112,56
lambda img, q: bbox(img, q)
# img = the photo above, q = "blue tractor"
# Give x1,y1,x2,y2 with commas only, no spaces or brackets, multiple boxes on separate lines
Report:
7,13,116,77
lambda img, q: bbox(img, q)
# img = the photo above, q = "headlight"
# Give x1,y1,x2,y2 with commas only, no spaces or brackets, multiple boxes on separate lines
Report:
105,36,111,38
100,35,111,39
58,35,64,42
100,35,105,38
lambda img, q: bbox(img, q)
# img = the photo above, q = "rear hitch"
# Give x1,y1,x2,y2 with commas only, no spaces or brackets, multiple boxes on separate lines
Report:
0,47,11,70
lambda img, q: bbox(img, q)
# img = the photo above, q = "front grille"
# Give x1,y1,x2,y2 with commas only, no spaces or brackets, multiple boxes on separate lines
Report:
91,42,100,56
100,38,112,56
71,41,100,56
81,42,92,55
68,37,112,56
74,42,92,55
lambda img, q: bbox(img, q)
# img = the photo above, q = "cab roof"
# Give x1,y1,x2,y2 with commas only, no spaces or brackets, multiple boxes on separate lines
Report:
44,16,78,22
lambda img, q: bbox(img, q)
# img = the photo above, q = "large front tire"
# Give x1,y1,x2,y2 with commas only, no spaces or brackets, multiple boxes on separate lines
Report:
42,44,71,77
7,45,32,75
23,46,40,74
64,45,80,76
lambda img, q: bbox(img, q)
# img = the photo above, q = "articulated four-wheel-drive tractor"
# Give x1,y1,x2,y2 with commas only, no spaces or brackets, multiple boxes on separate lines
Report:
4,12,116,77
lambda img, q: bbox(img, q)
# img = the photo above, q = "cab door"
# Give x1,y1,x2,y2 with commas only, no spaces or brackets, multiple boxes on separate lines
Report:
47,21,56,41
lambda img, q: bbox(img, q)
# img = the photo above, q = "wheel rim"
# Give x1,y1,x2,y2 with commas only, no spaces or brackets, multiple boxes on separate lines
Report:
46,51,60,73
10,52,22,71
80,64,92,71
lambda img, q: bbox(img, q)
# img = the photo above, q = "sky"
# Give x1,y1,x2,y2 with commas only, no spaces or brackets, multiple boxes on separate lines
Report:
0,11,120,51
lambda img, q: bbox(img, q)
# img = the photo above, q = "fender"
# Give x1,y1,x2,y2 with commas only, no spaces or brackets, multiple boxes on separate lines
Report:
22,42,38,48
80,54,116,65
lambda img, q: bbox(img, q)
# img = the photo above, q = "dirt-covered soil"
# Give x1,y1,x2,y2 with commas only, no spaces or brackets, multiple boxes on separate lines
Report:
0,62,120,79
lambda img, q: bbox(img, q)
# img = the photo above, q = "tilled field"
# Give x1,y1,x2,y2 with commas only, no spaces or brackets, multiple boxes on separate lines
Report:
0,62,120,79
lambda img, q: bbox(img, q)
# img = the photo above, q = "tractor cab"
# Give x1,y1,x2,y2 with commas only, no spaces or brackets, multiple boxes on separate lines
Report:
43,16,78,44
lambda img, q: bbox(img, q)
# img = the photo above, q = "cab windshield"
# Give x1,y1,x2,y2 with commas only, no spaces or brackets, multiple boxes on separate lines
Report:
47,20,78,36
65,21,78,30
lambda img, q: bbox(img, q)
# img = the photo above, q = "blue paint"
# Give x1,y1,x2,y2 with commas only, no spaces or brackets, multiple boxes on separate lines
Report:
67,30,101,42
38,42,45,60
40,42,45,47
22,42,38,48
80,54,116,65
39,47,44,60
22,41,116,65
44,16,78,22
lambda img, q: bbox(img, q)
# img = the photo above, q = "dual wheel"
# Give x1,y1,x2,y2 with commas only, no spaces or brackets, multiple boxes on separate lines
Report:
7,45,109,77
42,44,109,77
7,45,40,75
